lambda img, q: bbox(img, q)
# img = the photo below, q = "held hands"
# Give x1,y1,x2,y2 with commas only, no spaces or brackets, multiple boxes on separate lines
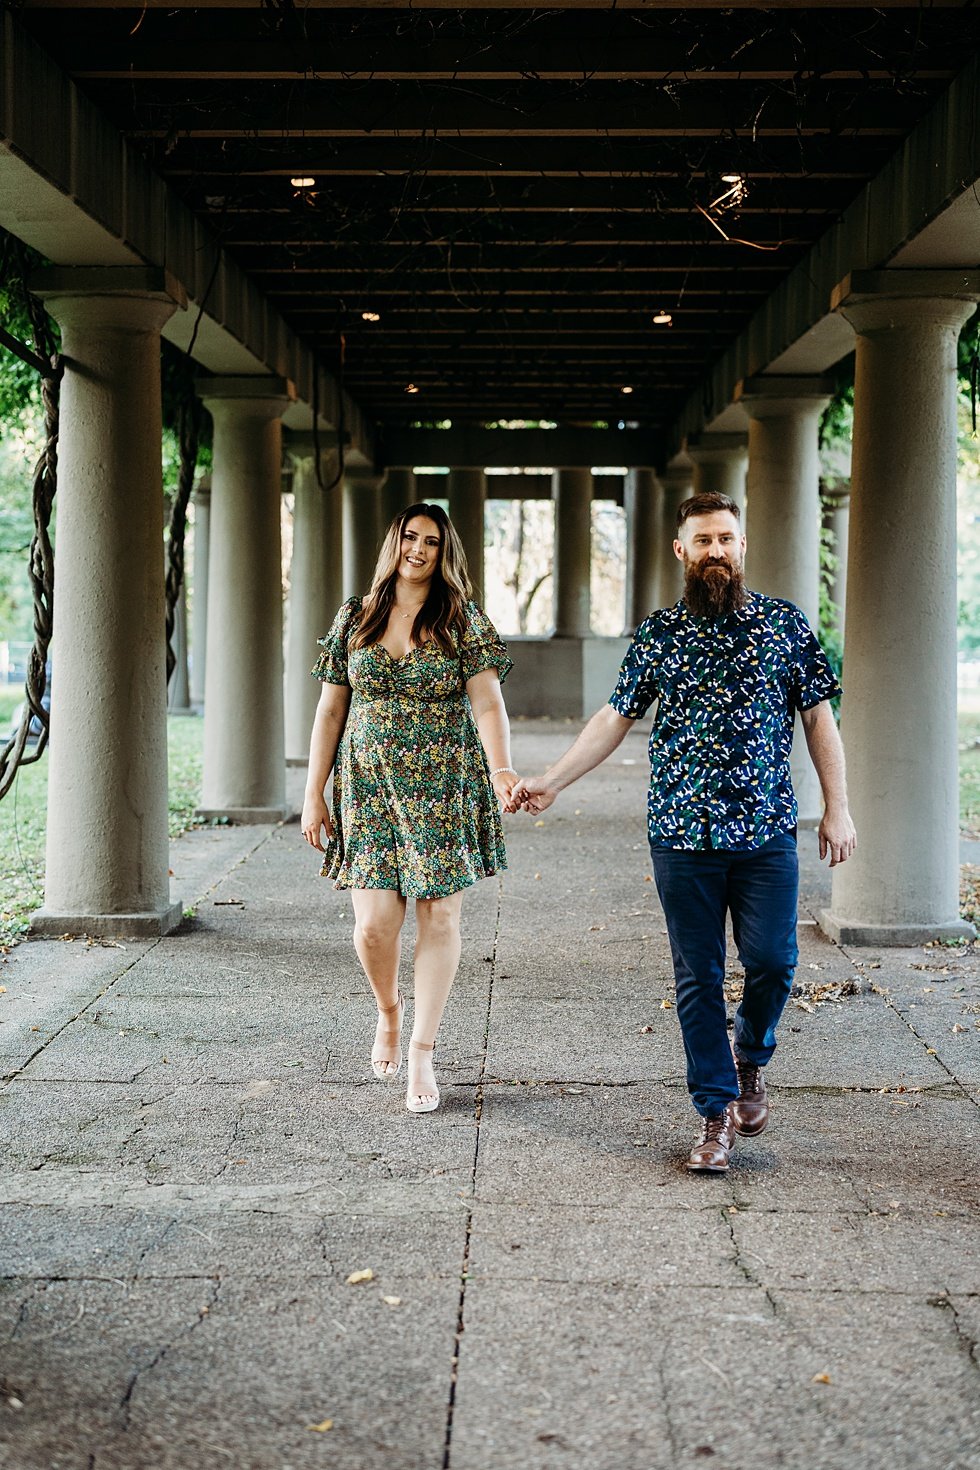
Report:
511,775,558,815
301,793,335,852
818,805,857,867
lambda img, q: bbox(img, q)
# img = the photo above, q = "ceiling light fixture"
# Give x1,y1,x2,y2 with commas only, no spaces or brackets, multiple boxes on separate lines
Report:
405,383,420,394
290,176,316,189
361,311,381,323
652,310,673,326
620,385,634,395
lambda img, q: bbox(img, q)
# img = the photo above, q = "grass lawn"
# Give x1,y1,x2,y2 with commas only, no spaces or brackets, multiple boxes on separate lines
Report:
0,692,204,949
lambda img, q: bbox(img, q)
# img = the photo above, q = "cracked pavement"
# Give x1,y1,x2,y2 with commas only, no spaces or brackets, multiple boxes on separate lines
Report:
1,720,979,1470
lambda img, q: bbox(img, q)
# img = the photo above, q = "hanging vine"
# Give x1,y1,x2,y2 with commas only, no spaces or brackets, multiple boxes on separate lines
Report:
0,233,60,803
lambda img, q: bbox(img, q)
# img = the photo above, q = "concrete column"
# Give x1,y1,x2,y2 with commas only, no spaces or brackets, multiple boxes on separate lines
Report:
686,431,749,514
198,376,295,822
821,271,980,945
29,266,185,936
168,579,191,712
738,376,833,825
342,468,385,599
821,486,850,637
189,477,210,709
659,462,694,608
381,467,416,532
553,467,592,637
284,439,341,765
447,467,487,603
624,468,664,631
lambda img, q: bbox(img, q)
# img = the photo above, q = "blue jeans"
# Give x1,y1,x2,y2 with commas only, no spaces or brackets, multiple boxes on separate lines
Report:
651,833,799,1118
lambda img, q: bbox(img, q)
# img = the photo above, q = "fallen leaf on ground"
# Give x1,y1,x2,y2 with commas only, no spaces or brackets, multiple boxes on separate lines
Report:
534,820,545,828
794,999,816,1014
812,1373,832,1385
640,1025,654,1034
307,1419,334,1433
382,1295,402,1307
346,1268,374,1285
660,998,673,1009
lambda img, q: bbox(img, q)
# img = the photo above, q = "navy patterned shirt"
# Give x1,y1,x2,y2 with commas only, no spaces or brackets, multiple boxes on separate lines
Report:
609,593,841,852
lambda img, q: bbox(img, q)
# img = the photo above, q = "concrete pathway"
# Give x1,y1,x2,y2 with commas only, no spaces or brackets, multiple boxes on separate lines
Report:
1,720,979,1470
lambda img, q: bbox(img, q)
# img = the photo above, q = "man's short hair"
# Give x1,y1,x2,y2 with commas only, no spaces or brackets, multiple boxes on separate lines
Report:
676,492,741,530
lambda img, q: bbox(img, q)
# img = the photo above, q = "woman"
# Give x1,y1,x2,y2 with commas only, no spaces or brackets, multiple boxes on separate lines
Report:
300,503,519,1114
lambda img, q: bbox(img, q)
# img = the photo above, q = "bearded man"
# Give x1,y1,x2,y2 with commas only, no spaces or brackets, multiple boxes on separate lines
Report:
514,491,856,1173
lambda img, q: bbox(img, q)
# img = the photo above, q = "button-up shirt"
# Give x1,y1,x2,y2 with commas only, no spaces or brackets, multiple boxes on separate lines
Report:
609,592,841,851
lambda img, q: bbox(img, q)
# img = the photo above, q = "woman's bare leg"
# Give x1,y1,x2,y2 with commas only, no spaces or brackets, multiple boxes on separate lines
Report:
408,891,464,1108
351,889,407,1076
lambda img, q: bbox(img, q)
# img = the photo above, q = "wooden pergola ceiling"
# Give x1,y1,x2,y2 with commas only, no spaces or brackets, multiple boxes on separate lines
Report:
15,2,980,429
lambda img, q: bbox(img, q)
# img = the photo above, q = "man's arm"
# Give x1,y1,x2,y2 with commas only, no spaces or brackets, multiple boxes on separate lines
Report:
514,704,637,814
799,700,857,866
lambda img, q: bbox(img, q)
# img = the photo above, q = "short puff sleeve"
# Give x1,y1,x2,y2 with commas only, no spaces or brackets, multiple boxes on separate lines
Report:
460,602,513,685
311,597,361,686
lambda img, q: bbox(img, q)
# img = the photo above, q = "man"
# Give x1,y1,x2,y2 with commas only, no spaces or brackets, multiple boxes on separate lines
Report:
514,491,856,1173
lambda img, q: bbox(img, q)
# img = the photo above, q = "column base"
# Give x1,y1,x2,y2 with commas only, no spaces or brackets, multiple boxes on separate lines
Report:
819,909,976,947
31,900,184,939
285,756,309,769
195,804,290,824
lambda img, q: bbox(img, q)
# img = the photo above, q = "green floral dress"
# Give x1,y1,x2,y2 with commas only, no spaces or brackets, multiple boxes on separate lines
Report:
311,598,513,898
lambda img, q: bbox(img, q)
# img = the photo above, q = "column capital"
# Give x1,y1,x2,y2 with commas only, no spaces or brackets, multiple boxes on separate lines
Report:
31,265,186,310
284,430,344,459
685,431,748,464
831,268,980,316
344,465,388,492
661,461,694,493
831,270,980,335
735,375,835,417
199,374,296,411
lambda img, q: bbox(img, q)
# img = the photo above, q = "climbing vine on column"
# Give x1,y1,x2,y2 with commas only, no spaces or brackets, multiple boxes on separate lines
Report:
0,232,60,802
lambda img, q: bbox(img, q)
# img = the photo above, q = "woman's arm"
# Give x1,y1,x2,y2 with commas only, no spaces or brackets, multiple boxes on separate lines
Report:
466,668,520,814
301,683,352,850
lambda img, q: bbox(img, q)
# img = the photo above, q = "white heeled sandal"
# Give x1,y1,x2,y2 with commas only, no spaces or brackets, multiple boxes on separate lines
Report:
406,1040,439,1114
371,991,404,1079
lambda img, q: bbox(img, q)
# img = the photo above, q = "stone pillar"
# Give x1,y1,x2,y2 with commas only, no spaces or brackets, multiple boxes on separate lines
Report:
553,467,592,637
284,438,341,765
821,270,980,945
686,431,749,514
659,462,694,608
738,376,833,825
381,467,416,533
198,377,295,822
342,468,385,599
29,266,185,936
821,485,850,637
447,467,487,604
167,578,191,713
189,477,210,709
624,468,663,631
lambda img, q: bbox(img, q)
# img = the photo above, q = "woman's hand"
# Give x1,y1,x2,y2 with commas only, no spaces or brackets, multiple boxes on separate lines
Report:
491,770,521,814
301,793,334,851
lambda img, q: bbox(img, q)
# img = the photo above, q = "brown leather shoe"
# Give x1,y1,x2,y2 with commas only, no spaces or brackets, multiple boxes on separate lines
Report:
731,1054,769,1137
686,1107,735,1172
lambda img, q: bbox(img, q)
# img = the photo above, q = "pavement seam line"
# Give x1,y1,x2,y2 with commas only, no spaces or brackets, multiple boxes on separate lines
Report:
0,942,163,1088
441,874,501,1470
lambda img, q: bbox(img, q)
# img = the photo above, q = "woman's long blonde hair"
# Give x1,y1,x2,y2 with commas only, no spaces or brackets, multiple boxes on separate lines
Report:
350,502,473,656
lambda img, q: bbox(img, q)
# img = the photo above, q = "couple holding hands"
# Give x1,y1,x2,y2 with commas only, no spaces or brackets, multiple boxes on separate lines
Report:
301,496,855,1172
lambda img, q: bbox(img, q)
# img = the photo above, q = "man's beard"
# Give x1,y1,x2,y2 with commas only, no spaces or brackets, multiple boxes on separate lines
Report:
683,556,747,618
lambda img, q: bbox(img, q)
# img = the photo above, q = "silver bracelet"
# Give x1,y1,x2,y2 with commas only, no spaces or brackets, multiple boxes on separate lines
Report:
489,766,518,779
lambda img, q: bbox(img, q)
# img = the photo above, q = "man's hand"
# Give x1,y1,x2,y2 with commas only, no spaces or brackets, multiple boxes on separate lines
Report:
513,775,558,815
301,793,334,852
818,806,856,867
491,769,521,814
